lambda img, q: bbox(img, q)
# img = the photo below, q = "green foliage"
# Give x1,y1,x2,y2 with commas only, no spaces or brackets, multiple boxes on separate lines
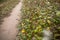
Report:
18,0,60,40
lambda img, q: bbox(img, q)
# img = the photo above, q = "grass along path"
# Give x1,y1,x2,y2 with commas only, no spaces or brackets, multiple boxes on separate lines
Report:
0,0,20,25
0,0,23,40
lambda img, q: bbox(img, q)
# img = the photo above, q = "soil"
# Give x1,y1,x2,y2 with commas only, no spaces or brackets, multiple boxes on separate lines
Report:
0,0,23,40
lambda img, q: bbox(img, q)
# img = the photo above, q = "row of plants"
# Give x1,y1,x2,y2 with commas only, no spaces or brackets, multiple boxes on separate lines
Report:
0,0,20,24
18,0,60,40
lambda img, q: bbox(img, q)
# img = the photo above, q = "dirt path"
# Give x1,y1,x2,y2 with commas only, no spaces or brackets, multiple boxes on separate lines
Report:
0,0,23,40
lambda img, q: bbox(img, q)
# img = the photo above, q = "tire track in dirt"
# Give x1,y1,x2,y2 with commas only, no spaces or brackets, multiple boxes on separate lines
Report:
0,0,23,40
